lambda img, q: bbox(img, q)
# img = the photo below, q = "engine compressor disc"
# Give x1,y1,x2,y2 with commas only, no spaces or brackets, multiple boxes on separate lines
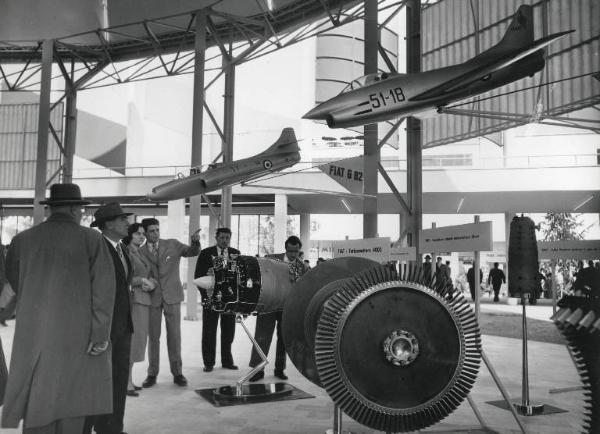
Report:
315,265,481,432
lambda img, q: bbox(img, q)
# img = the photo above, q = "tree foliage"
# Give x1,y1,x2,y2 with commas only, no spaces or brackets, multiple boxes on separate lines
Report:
541,213,585,241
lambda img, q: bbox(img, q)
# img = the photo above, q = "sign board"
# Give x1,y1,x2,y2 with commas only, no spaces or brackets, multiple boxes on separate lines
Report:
537,240,600,260
390,246,417,261
318,156,364,194
419,222,493,254
332,237,391,262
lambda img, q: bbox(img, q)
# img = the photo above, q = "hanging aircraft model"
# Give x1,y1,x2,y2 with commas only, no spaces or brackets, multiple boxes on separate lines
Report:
147,128,300,201
303,5,573,129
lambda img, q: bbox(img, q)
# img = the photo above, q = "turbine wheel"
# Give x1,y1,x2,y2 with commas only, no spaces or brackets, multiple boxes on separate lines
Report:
315,264,481,432
282,257,378,385
553,296,600,434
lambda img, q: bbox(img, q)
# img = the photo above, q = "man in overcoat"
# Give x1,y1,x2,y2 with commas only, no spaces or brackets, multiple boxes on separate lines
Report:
194,227,240,372
139,218,201,387
84,202,134,434
1,183,116,434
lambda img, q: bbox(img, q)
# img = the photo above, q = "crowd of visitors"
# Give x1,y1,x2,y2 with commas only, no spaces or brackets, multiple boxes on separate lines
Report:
0,183,319,434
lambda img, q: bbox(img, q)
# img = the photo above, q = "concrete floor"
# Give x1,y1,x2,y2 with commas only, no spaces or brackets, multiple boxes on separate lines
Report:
0,301,587,434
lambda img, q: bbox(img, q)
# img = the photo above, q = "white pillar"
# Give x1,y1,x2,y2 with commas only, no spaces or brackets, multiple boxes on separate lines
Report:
167,199,186,239
300,213,311,258
274,194,288,254
208,212,219,241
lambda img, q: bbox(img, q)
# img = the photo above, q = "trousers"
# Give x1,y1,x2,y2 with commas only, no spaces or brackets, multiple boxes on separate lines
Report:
147,302,182,376
249,311,286,371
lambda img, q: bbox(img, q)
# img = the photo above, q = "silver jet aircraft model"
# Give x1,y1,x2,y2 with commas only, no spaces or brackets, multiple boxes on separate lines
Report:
147,128,300,201
303,5,573,128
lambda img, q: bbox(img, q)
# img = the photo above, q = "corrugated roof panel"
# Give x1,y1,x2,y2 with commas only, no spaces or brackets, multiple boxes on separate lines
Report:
422,0,599,148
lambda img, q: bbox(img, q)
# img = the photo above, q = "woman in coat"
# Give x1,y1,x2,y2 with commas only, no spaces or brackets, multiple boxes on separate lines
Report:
123,223,156,396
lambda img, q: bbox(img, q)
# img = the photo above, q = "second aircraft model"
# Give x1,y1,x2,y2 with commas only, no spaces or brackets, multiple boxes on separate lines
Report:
303,5,573,128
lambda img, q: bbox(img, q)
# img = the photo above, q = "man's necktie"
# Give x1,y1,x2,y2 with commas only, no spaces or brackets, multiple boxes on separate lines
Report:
117,243,128,276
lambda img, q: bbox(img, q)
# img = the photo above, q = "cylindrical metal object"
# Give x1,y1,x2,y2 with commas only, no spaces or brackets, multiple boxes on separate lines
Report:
522,302,529,405
508,216,540,298
193,256,295,314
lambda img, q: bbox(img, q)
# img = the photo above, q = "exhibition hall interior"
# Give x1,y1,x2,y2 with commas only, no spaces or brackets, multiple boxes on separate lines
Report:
0,0,599,433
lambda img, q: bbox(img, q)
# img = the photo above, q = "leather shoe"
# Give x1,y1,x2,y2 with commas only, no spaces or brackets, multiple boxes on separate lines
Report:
142,376,156,388
126,390,139,397
274,370,288,380
173,374,188,386
249,370,264,382
203,366,213,372
222,364,239,370
134,385,142,391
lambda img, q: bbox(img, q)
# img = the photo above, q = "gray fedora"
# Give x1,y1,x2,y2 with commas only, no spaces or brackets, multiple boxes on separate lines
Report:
90,202,133,227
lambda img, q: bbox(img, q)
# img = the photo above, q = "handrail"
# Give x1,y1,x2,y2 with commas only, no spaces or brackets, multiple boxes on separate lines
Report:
71,153,599,179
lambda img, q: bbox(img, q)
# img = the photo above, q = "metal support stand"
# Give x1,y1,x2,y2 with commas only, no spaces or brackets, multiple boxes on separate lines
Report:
210,314,293,404
234,314,269,393
325,403,354,434
513,300,545,416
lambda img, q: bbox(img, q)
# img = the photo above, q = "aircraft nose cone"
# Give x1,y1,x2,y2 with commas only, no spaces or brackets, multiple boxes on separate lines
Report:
303,104,328,120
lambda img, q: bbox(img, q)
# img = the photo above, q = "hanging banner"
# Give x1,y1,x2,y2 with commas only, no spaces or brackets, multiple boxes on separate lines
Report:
390,246,417,261
419,222,493,254
537,240,600,260
332,237,391,262
318,156,364,194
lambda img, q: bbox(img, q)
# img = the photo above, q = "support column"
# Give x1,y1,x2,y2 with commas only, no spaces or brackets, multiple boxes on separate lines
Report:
33,39,54,225
168,199,186,287
185,10,207,321
62,86,77,183
208,212,218,241
221,46,235,228
363,0,379,238
300,213,311,257
505,211,515,291
405,0,422,261
274,194,288,254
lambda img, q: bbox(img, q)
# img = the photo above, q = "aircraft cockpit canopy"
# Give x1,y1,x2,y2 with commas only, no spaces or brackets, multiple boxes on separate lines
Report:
341,72,390,93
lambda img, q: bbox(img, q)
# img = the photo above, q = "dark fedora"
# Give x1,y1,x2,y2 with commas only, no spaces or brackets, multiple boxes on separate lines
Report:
39,183,91,206
90,202,133,227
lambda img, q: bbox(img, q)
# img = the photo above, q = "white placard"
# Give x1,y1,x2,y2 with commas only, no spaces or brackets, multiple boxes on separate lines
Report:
538,240,600,260
332,237,391,262
419,222,493,254
390,246,417,261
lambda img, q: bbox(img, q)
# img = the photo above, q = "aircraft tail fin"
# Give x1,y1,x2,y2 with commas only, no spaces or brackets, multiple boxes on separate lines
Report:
497,5,534,51
267,127,299,152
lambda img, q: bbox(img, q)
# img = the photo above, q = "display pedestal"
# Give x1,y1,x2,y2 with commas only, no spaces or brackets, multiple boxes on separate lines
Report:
197,313,301,406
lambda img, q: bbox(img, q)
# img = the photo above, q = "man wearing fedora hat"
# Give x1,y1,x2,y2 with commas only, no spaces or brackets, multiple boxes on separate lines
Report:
84,202,134,434
2,184,116,434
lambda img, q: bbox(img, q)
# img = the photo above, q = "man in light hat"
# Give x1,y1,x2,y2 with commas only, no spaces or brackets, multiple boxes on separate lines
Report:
2,183,116,434
84,202,134,434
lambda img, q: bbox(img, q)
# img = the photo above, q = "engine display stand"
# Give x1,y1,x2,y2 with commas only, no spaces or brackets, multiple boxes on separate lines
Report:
202,313,294,405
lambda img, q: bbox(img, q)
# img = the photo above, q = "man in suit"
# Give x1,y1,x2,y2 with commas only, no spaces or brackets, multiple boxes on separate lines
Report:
249,235,309,382
194,227,239,372
2,184,115,434
139,218,201,388
487,262,506,302
84,202,134,434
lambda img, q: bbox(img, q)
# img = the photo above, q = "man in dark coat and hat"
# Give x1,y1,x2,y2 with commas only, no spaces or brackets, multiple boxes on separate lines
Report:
2,184,116,434
84,202,134,434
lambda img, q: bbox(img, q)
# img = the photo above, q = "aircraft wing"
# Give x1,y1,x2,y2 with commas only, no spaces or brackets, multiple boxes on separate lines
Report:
410,30,573,102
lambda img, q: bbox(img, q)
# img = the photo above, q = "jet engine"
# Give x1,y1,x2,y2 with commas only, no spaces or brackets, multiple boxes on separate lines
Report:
283,258,482,432
195,256,482,432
